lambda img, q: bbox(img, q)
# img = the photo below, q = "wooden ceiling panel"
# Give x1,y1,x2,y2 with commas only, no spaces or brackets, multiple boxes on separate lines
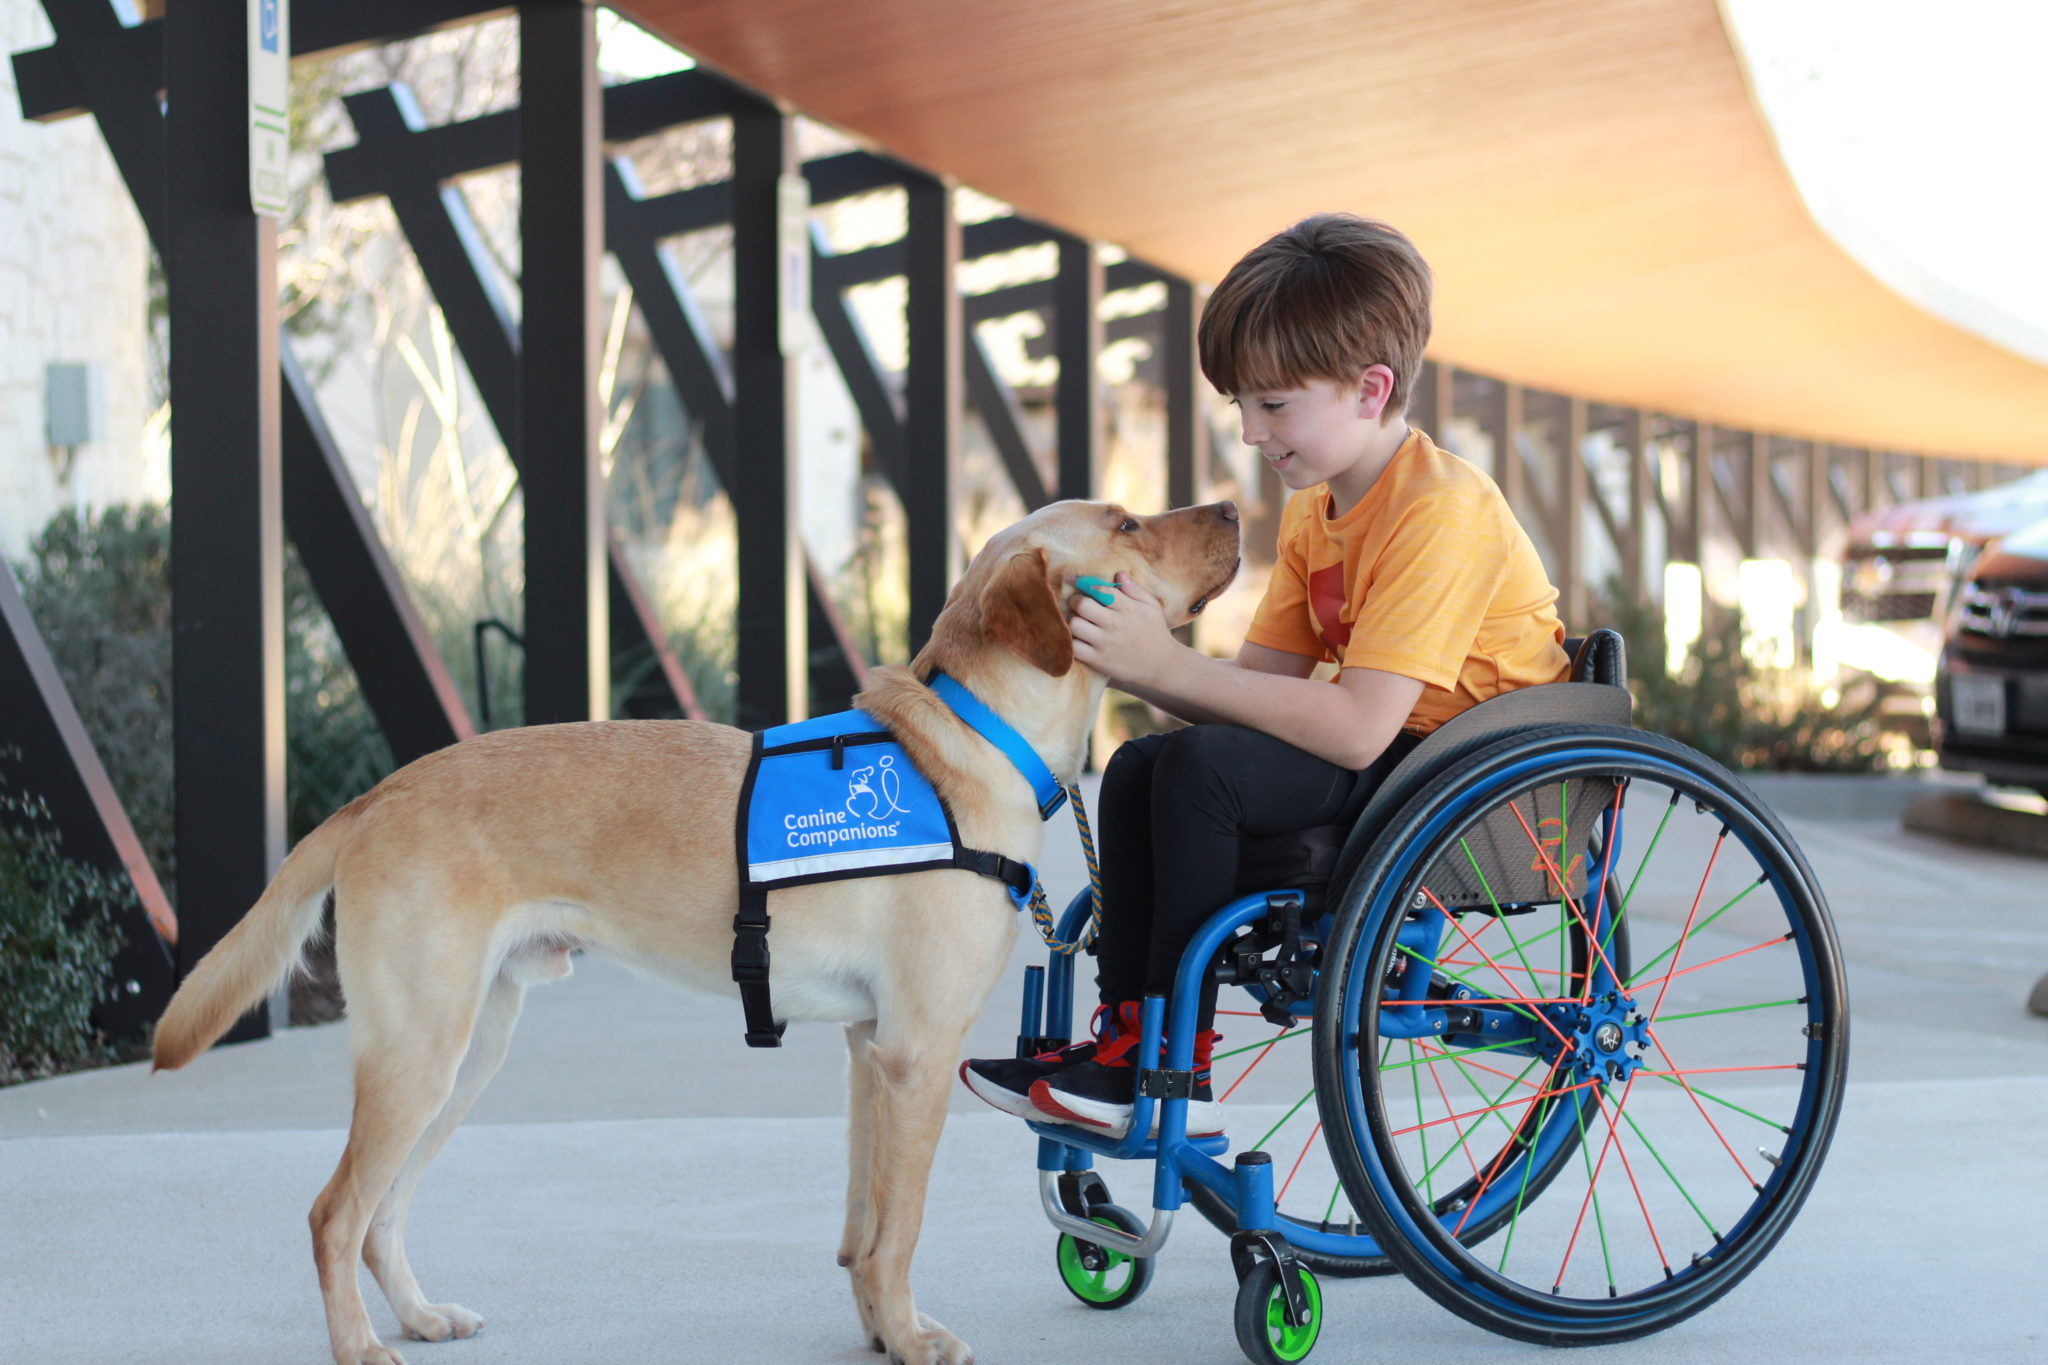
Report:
627,0,2048,461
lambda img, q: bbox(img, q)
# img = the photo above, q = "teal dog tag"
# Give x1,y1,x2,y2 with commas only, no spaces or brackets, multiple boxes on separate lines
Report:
1074,575,1117,606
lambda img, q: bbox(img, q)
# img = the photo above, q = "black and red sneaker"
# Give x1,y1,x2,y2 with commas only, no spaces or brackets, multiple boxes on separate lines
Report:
959,1002,1140,1120
1030,1025,1226,1138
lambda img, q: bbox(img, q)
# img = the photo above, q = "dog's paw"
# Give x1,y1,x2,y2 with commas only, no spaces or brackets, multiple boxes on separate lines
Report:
884,1320,971,1365
346,1344,408,1365
400,1302,484,1342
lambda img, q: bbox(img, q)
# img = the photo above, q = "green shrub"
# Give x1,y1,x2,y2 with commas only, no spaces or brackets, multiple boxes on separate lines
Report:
0,785,133,1084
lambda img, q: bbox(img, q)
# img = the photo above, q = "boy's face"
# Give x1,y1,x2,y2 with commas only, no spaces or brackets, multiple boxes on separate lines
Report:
1231,369,1397,495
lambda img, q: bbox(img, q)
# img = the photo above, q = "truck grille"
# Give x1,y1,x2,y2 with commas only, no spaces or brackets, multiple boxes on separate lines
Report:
1957,583,2048,639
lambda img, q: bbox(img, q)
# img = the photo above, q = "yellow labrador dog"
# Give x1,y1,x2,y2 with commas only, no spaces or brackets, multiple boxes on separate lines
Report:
152,498,1240,1365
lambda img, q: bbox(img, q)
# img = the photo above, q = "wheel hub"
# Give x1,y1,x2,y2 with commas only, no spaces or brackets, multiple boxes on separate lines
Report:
1540,990,1651,1084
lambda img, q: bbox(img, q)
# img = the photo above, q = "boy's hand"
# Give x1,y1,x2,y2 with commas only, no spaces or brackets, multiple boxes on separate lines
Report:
1068,572,1180,687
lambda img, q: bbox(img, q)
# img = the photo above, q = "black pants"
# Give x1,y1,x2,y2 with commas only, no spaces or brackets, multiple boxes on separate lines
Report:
1091,724,1422,1010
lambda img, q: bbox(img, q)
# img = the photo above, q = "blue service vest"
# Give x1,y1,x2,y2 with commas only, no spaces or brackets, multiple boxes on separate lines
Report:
740,708,1028,896
730,703,1045,1047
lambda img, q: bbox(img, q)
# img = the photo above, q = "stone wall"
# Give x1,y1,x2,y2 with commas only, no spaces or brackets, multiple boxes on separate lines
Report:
0,0,157,564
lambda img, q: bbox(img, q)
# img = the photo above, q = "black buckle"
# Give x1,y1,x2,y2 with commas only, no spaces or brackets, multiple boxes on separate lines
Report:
732,915,771,984
1136,1068,1195,1100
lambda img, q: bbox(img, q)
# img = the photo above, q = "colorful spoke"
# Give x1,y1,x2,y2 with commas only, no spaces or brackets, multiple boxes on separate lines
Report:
1255,1089,1318,1153
1655,997,1805,1023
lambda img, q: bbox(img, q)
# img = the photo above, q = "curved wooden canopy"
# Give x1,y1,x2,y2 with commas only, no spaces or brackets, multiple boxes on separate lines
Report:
625,0,2048,464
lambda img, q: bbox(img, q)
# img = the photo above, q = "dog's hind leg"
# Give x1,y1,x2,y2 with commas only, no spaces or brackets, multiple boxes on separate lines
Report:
838,1019,885,1352
854,1021,976,1365
362,970,528,1344
311,953,488,1365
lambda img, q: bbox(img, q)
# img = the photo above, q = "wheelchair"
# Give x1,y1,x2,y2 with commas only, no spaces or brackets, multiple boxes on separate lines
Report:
1014,630,1849,1363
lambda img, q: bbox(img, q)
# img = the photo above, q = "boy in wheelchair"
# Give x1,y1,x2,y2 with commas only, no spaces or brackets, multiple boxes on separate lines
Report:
963,213,1573,1137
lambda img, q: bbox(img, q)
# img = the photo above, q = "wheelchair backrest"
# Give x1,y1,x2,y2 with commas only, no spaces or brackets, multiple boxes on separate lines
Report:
1337,628,1632,909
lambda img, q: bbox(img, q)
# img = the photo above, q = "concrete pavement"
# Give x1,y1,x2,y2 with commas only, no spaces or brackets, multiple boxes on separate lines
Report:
4,776,2045,1364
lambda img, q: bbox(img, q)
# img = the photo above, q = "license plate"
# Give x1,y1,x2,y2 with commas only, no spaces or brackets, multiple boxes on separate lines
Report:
1952,674,2007,735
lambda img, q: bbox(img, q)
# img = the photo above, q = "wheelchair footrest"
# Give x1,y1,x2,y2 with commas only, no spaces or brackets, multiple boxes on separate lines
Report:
1025,1119,1232,1161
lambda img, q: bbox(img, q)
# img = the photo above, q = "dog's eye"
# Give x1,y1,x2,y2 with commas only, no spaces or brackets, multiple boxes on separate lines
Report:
1118,517,1139,533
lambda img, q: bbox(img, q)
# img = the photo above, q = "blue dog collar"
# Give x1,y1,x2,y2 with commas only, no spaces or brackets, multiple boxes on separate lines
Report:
928,673,1069,821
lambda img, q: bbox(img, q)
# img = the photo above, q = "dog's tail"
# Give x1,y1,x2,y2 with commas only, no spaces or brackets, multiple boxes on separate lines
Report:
151,806,358,1072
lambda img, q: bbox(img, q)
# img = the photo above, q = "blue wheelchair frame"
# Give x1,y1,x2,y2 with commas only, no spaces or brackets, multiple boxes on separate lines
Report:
1022,789,1626,1268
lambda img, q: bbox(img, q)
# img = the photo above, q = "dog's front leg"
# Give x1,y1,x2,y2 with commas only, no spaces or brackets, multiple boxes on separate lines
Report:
855,1034,974,1365
839,1019,885,1352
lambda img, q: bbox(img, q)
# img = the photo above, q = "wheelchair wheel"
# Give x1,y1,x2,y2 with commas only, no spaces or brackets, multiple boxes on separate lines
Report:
1054,1203,1153,1308
1233,1259,1324,1365
1313,726,1848,1345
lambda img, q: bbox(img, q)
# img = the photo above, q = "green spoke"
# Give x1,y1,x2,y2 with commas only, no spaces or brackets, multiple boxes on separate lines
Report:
1378,1037,1533,1073
1571,1082,1616,1291
1415,1053,1541,1188
1254,1088,1318,1153
1411,1040,1433,1203
1323,1182,1343,1224
1626,875,1769,986
1497,1080,1568,1271
1646,1071,1791,1130
1213,1028,1305,1062
1446,1051,1541,1142
1395,945,1550,1028
1656,998,1804,1023
1614,1104,1719,1238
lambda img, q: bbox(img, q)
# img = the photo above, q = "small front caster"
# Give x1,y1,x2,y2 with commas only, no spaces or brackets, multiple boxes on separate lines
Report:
1233,1258,1322,1364
1055,1202,1153,1309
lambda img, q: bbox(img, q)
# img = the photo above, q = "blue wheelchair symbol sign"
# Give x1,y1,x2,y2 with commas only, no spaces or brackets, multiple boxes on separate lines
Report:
259,0,280,54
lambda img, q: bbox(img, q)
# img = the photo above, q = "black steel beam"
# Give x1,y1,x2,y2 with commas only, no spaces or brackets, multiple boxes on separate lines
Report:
965,332,1051,511
1163,277,1198,512
1052,230,1103,499
29,2,475,776
17,3,515,124
518,2,607,725
729,96,804,727
281,348,473,762
903,169,962,654
165,0,286,1039
336,85,703,719
0,561,178,1041
812,232,908,492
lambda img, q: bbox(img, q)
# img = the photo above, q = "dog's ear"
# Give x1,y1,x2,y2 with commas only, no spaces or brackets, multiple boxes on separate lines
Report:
979,547,1073,676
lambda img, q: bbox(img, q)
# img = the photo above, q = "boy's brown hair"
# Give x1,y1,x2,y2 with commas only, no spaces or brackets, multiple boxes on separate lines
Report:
1198,214,1433,419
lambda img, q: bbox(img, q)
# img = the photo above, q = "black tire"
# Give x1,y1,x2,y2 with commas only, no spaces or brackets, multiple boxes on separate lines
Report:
1232,1260,1324,1365
1313,726,1849,1345
1053,1202,1154,1309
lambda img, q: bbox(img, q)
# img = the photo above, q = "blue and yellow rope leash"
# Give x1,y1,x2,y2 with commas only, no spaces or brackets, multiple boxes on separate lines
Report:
1027,781,1101,954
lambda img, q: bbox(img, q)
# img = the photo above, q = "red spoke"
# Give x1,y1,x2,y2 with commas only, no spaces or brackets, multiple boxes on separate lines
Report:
1627,933,1793,995
1217,1009,1267,1017
1643,1022,1757,1187
1220,1028,1296,1102
1422,1053,1484,1178
1439,958,1589,982
1636,1064,1803,1078
1505,799,1624,1000
1645,827,1725,1025
1278,1121,1325,1203
1384,992,1584,1008
1414,1041,1543,1091
1450,1048,1575,1237
1595,1087,1670,1272
1393,1075,1598,1140
1424,889,1580,1053
1554,1072,1638,1288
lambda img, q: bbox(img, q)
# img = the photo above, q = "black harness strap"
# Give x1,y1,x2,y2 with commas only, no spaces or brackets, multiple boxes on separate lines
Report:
730,844,1031,1048
732,883,787,1048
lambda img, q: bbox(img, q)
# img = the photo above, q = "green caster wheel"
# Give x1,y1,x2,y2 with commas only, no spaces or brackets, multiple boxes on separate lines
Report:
1233,1259,1322,1364
1054,1202,1153,1309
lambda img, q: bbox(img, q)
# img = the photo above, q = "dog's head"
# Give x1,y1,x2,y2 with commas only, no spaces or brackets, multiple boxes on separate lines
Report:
925,500,1241,678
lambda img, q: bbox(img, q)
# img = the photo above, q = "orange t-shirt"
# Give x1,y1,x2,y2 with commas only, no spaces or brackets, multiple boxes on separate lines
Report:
1243,428,1570,735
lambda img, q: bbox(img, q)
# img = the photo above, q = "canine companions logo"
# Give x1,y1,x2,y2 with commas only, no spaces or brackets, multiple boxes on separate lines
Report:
781,758,914,850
